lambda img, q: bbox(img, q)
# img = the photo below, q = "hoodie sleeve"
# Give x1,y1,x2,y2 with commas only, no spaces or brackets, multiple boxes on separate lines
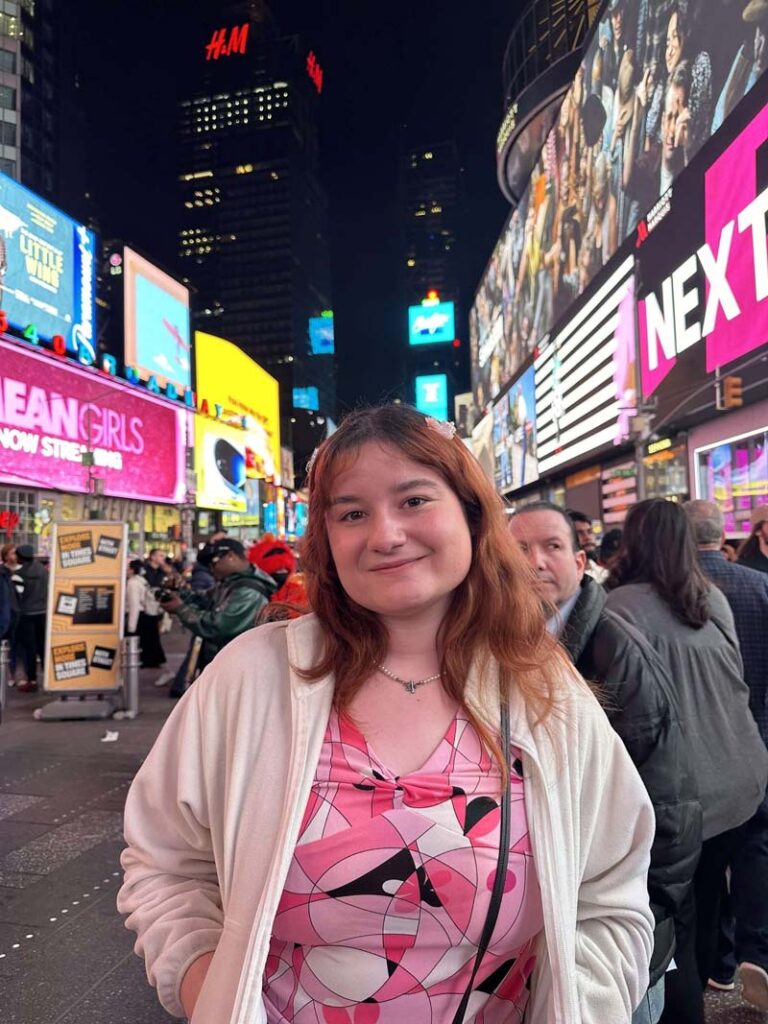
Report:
117,681,223,1017
573,708,656,1022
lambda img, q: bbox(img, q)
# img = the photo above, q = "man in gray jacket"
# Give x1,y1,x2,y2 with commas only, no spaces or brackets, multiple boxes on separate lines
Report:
511,501,701,1024
685,500,768,1009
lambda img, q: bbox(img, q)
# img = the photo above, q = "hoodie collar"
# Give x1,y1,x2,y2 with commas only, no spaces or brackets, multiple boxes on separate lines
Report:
560,576,606,664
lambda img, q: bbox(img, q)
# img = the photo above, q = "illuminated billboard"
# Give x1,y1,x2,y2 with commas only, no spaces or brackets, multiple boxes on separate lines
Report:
408,300,455,346
0,338,188,503
0,172,96,360
309,313,334,355
472,0,768,412
414,374,448,422
637,80,768,425
194,332,281,511
535,255,636,476
492,365,538,493
123,247,191,393
293,386,319,411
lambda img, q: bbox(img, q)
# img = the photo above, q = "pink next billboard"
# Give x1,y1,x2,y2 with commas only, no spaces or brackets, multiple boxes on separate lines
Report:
0,338,187,503
636,77,768,422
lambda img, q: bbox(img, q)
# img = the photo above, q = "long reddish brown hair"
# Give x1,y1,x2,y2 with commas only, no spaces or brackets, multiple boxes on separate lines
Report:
301,405,567,773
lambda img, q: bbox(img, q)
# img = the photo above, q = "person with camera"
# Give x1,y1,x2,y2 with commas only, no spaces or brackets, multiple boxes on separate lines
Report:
159,538,275,675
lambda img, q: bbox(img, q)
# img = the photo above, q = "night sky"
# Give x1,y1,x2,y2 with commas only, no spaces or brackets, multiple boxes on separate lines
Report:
72,0,511,411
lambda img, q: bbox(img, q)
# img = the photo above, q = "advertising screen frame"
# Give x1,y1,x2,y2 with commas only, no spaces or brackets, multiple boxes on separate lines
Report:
408,300,456,346
0,337,188,503
0,171,96,360
123,247,192,393
414,373,449,422
471,0,768,414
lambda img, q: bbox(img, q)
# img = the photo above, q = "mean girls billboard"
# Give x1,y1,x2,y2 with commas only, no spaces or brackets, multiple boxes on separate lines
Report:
0,338,188,503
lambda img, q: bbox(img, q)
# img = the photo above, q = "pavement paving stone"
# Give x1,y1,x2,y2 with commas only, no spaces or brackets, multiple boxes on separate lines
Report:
0,837,124,925
1,809,123,875
0,820,51,858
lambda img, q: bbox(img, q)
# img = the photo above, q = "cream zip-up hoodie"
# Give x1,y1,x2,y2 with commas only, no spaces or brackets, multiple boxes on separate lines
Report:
118,615,654,1024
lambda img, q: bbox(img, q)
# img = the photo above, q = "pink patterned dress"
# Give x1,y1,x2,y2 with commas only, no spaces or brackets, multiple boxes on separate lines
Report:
262,708,543,1023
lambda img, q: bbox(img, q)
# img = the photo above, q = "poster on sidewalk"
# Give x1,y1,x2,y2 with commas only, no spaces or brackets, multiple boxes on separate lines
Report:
45,522,127,693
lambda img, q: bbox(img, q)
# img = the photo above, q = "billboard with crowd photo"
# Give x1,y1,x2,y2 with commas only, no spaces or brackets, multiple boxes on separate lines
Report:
471,0,768,415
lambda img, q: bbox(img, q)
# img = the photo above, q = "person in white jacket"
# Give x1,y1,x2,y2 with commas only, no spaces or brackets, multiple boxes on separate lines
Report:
119,404,655,1024
125,559,148,636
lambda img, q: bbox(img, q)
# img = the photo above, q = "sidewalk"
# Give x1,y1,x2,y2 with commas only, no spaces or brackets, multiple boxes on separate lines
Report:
0,624,188,1024
0,624,765,1022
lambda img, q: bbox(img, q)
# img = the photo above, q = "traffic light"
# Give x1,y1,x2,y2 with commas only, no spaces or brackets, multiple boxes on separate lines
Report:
722,376,744,410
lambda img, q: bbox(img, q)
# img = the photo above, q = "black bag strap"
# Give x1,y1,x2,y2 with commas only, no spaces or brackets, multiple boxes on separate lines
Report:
451,703,512,1024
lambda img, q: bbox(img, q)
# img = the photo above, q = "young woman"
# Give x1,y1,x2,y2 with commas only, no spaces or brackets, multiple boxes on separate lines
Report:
119,406,654,1023
605,498,768,1024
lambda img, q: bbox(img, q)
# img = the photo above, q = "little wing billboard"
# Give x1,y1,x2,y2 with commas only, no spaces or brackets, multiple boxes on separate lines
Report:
0,338,187,502
0,172,95,359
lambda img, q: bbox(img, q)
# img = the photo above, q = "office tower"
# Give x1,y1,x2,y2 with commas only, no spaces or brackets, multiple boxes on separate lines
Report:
399,139,468,418
177,0,334,461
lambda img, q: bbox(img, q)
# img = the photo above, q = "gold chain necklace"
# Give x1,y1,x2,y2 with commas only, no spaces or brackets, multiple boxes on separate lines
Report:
376,664,442,695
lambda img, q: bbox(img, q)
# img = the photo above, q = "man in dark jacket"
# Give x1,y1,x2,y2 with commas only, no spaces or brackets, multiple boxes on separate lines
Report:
685,500,768,1009
160,539,275,672
14,545,49,693
511,501,702,1024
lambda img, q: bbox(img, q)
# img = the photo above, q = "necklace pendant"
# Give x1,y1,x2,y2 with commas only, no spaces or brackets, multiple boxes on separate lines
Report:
406,680,417,694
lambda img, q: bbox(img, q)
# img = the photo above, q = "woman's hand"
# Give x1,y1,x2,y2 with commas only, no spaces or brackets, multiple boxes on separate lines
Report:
180,951,215,1019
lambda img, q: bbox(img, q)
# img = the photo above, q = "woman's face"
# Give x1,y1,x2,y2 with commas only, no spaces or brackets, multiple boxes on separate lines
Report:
325,442,473,622
665,12,683,74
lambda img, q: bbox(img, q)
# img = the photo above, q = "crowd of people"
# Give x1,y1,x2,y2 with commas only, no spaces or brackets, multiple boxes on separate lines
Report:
115,404,768,1024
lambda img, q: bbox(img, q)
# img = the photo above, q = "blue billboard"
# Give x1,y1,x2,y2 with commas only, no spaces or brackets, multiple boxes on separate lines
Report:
123,247,191,392
415,374,448,421
0,172,96,360
309,314,334,355
408,301,455,346
293,386,319,411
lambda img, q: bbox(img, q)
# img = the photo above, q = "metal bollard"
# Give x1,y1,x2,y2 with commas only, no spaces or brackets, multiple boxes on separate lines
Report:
117,635,141,720
0,639,9,726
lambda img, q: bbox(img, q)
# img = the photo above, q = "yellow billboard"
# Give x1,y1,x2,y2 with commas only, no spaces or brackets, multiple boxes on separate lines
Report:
194,332,281,512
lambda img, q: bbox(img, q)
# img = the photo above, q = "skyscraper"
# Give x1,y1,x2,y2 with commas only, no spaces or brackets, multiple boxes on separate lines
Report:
399,139,468,418
0,0,87,215
177,0,334,461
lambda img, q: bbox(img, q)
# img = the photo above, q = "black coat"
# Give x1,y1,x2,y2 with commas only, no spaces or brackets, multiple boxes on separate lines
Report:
561,576,703,986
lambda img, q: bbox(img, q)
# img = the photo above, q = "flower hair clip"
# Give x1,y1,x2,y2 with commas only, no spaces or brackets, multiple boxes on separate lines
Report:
306,446,321,476
425,417,457,440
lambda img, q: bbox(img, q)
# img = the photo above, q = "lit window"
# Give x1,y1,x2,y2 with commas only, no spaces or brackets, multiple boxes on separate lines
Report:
406,259,415,267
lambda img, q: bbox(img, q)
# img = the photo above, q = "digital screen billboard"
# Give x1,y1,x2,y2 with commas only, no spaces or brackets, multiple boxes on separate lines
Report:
408,301,456,346
309,314,334,355
194,331,281,510
0,173,96,359
0,338,188,503
535,254,636,476
492,365,538,494
637,79,768,424
293,386,319,411
472,0,768,413
414,373,448,422
123,247,191,393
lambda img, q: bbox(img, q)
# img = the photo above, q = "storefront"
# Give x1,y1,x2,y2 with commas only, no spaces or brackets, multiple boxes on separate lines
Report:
0,336,191,556
689,401,768,536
